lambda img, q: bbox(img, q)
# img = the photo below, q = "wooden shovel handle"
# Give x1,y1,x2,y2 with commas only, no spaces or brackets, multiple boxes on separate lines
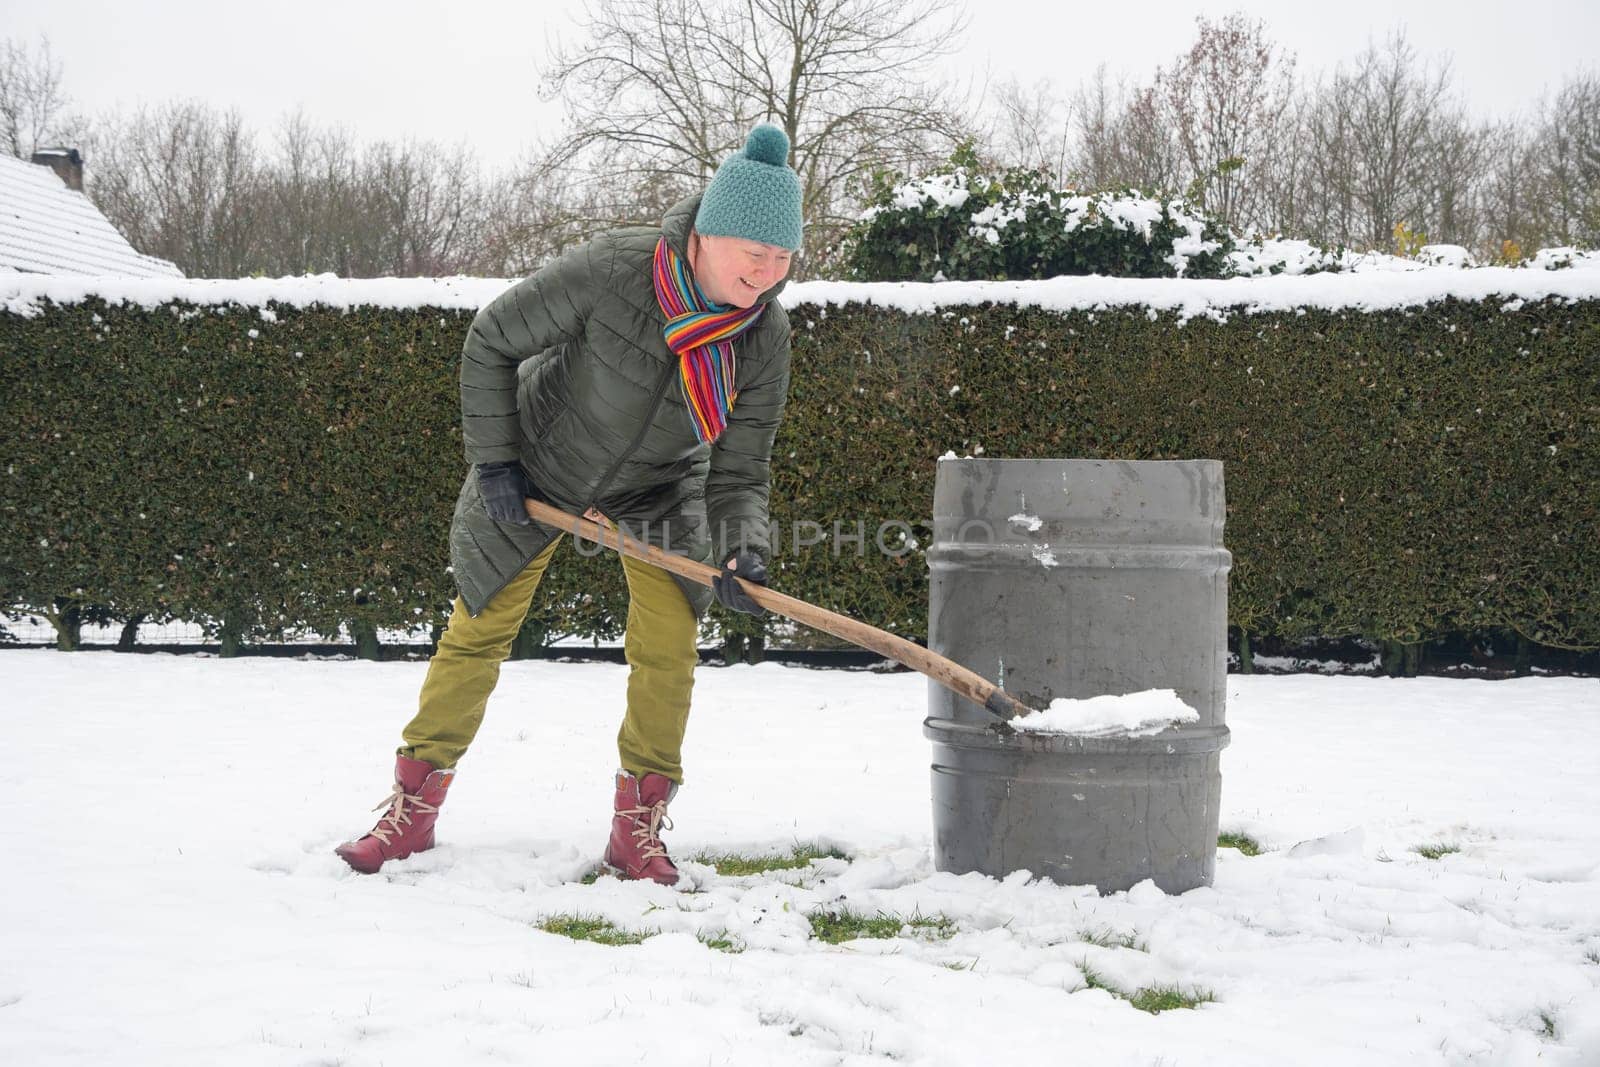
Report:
523,497,1027,727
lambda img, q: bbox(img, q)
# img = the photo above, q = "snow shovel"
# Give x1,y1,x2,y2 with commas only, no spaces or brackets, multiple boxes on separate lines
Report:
523,498,1027,732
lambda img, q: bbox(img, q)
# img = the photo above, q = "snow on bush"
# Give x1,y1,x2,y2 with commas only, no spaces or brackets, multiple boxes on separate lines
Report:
847,158,1234,282
1224,238,1600,277
1530,246,1600,271
885,171,973,213
849,152,1595,284
1417,243,1477,268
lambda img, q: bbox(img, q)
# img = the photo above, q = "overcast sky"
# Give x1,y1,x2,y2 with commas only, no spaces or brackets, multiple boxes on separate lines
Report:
4,0,1596,173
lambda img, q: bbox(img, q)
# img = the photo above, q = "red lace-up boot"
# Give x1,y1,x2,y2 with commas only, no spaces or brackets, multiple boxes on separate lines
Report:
335,755,454,874
603,770,681,885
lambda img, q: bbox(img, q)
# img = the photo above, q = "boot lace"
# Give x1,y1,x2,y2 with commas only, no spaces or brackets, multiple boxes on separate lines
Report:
620,798,674,860
366,783,438,846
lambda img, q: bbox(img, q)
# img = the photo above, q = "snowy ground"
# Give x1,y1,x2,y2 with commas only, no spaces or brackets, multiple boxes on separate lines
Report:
3,652,1598,1066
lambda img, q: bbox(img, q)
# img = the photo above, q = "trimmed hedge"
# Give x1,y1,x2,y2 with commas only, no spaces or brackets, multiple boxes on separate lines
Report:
778,297,1599,659
0,300,623,651
2,291,1597,659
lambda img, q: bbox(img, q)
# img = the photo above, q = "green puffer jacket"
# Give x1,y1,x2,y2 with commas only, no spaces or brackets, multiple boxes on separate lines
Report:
448,193,792,618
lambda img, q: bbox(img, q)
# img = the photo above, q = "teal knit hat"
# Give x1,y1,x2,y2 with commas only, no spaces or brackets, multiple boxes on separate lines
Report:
694,124,803,251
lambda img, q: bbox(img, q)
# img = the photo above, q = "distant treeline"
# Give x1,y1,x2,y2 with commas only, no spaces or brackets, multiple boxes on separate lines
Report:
3,13,1596,280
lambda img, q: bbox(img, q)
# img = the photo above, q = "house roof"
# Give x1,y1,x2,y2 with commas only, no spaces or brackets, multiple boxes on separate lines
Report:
0,153,183,278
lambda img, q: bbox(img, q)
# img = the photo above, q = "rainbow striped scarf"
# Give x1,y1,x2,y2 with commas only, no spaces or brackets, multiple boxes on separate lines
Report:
652,237,766,444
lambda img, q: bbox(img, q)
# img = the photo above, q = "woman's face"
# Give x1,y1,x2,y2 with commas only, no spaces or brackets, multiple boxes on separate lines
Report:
690,232,793,308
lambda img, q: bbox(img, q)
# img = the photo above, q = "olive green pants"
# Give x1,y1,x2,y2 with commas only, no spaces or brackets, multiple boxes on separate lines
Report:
399,534,700,782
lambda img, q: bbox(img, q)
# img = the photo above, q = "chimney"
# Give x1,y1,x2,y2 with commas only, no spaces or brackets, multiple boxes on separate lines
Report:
31,147,85,192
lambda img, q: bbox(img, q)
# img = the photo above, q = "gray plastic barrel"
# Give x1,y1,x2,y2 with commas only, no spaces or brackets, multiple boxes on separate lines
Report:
924,458,1231,893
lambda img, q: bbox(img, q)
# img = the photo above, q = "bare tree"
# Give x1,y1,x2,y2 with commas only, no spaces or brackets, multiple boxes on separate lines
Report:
353,138,489,275
1478,116,1544,260
1066,65,1183,196
1124,85,1190,199
1422,108,1493,247
1254,89,1312,238
258,108,352,276
259,114,389,278
983,75,1073,178
1298,64,1363,247
0,35,82,158
1530,70,1600,247
85,99,506,278
87,101,265,276
478,139,668,277
1061,22,1295,222
1055,26,1514,256
1066,64,1125,189
539,0,974,273
1305,30,1463,251
1153,13,1297,233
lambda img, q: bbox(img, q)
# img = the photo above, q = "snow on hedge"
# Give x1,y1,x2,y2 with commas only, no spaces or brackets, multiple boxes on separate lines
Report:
3,253,1599,326
0,273,511,318
791,263,1600,323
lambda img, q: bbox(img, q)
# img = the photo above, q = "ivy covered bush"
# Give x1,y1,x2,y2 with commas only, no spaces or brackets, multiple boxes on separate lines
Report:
843,149,1598,283
844,148,1235,282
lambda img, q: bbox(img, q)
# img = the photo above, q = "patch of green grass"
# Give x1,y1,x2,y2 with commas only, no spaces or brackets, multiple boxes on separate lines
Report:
1082,967,1213,1014
1414,842,1462,860
1079,926,1148,951
807,908,957,944
1217,832,1262,857
809,909,905,943
1127,984,1215,1014
1584,948,1600,966
536,914,651,946
1080,967,1117,995
578,866,608,885
698,931,743,954
1538,1010,1559,1039
905,913,958,940
691,843,848,877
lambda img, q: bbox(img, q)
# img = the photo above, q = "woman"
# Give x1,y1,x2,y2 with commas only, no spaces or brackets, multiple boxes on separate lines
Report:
336,125,802,885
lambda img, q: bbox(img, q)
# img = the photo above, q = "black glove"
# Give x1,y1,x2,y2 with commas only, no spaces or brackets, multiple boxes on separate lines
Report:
712,550,767,616
476,461,531,525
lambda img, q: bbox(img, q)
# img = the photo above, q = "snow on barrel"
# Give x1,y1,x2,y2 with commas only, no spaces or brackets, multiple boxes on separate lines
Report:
924,458,1232,893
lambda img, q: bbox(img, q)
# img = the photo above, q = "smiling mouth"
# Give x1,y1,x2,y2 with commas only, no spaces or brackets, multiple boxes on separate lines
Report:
740,278,760,291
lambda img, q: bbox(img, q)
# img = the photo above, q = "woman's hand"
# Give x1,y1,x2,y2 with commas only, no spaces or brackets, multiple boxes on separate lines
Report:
476,462,531,525
712,550,767,615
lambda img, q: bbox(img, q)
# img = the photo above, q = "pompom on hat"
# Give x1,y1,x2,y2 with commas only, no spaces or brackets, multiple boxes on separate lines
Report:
694,124,804,252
